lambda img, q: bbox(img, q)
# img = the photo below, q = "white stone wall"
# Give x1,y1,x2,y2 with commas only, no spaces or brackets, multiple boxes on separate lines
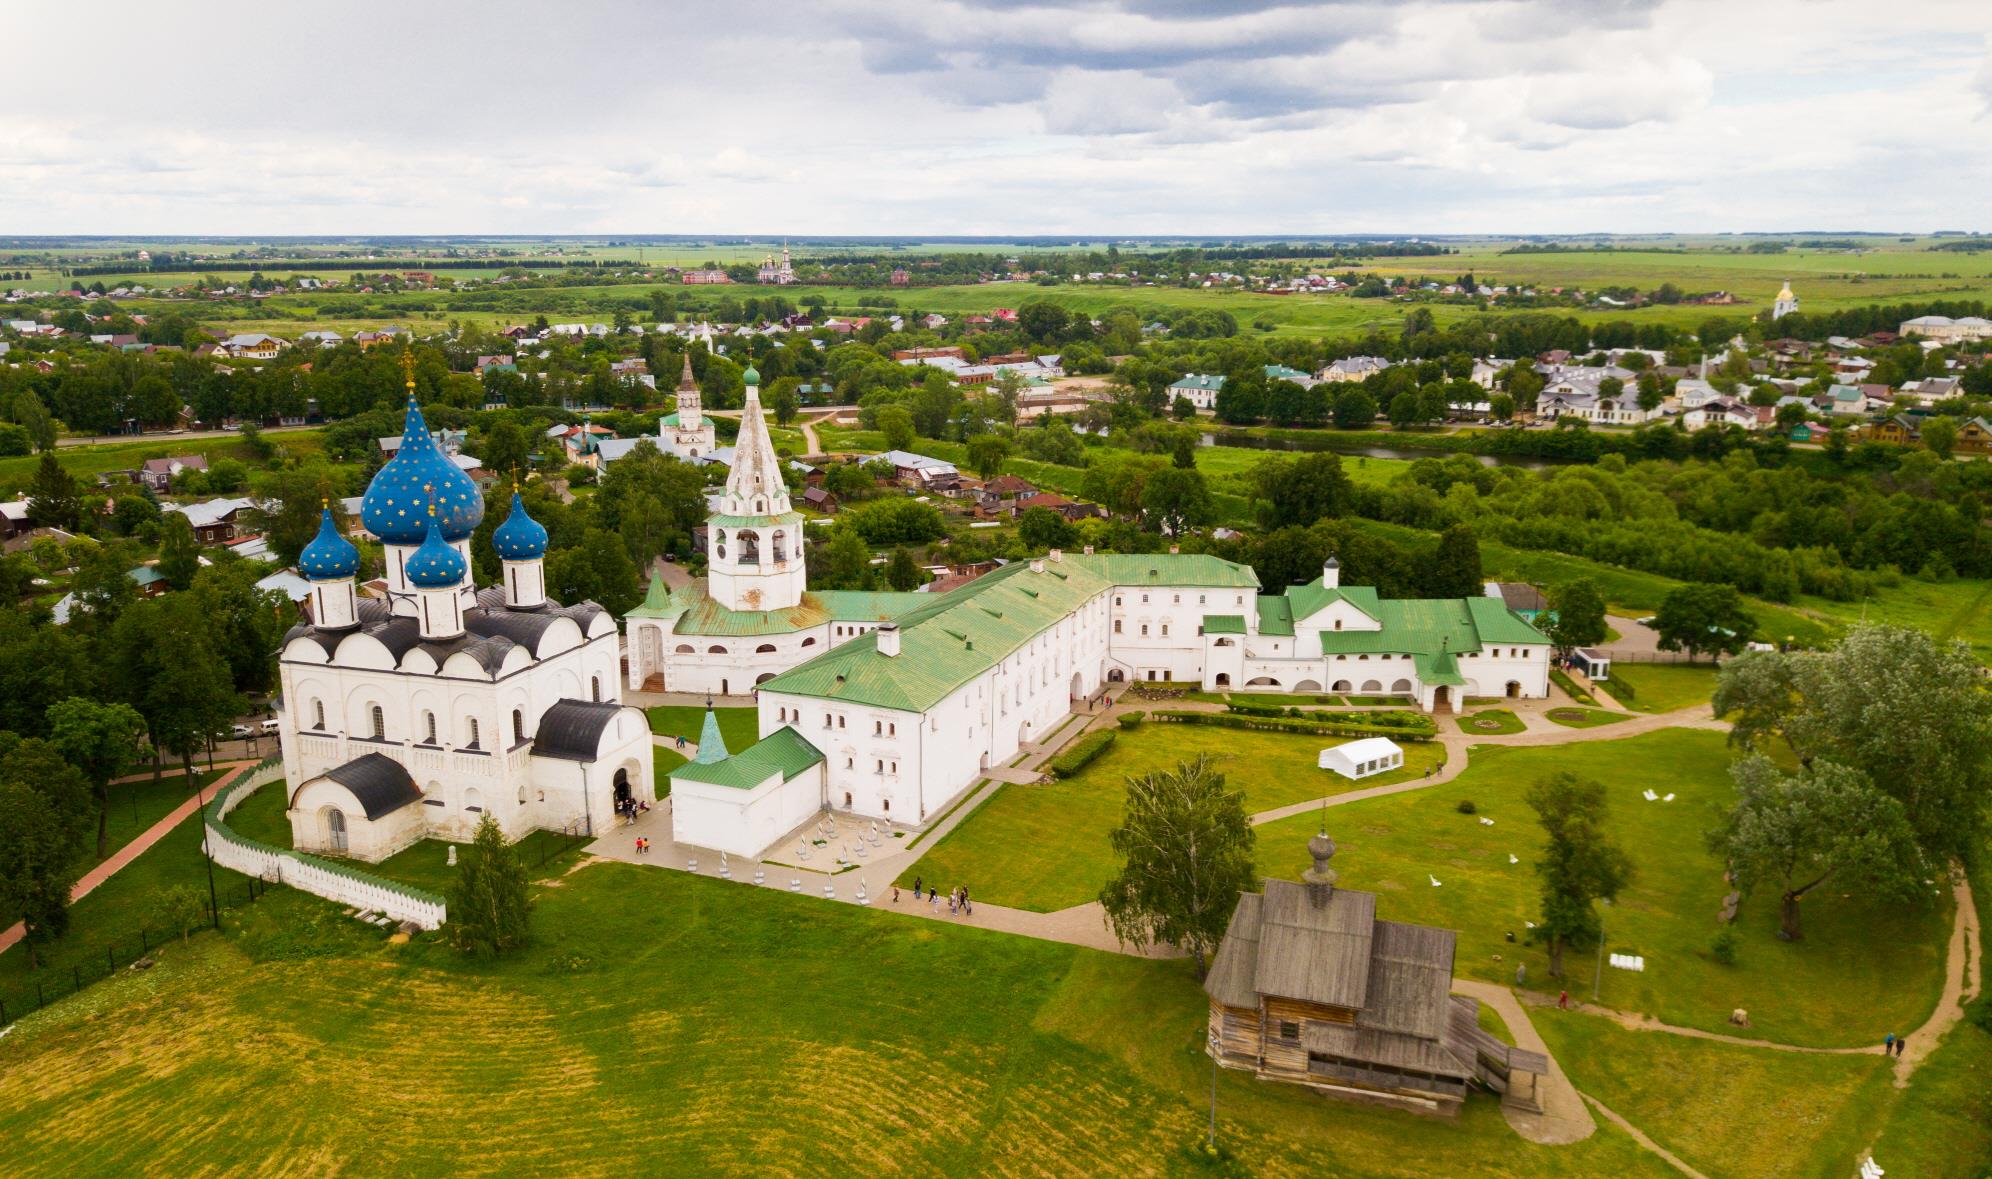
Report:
1106,582,1253,683
672,767,822,858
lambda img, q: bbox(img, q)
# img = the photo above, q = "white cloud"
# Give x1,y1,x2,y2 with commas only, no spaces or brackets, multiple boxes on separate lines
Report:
0,0,1986,234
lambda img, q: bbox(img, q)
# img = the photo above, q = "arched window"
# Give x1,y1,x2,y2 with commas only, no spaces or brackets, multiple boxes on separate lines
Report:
370,705,385,740
518,785,527,805
772,530,787,562
739,530,760,563
512,709,524,743
801,636,816,647
675,644,695,654
423,711,437,744
311,699,325,730
756,643,777,654
590,675,601,701
708,644,727,654
713,528,727,559
468,717,481,749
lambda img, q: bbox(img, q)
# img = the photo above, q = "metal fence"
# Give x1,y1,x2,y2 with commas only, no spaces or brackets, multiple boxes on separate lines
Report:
0,874,270,1027
1591,649,1712,666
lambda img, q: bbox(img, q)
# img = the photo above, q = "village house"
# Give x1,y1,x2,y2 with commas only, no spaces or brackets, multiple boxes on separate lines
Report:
219,332,285,360
1168,373,1225,410
165,496,258,544
140,454,208,491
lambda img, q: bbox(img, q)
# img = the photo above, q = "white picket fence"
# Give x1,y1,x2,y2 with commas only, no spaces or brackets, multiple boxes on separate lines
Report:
206,760,448,930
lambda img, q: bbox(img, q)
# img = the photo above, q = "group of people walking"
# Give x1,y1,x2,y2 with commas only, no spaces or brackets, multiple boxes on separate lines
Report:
616,796,649,825
902,877,972,916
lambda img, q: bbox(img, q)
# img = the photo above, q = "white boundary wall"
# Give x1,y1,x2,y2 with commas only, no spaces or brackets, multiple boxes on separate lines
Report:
207,760,448,929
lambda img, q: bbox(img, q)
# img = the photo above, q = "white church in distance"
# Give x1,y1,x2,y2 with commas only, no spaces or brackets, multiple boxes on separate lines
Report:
276,375,655,863
636,368,1554,860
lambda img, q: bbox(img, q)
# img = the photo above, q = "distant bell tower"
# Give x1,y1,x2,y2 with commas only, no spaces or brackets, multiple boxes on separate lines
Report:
706,364,805,613
675,352,702,432
1772,280,1798,321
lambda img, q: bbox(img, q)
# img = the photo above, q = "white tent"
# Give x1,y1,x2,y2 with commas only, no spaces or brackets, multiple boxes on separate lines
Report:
1318,737,1405,781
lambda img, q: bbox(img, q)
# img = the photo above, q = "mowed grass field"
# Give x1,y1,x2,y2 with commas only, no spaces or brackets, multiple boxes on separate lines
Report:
0,863,1684,1179
1250,729,1950,1046
645,704,759,753
903,724,1446,913
0,428,328,495
1602,663,1717,714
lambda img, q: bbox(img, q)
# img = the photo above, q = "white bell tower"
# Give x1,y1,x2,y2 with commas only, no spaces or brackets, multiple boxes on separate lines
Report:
707,365,806,613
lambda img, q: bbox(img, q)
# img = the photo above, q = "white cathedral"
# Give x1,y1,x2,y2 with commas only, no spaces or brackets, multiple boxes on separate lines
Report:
276,377,655,863
629,367,1555,861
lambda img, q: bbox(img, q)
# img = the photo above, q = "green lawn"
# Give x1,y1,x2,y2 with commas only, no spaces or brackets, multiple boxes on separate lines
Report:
1604,663,1718,714
644,704,759,754
1534,1009,1893,1179
1796,575,1992,665
0,430,327,494
653,746,686,794
1544,707,1625,729
0,861,1677,1178
1457,709,1525,735
904,724,1446,912
1249,730,1950,1046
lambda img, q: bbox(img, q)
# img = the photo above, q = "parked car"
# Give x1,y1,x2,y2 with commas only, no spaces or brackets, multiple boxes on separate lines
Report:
259,718,282,733
231,723,256,738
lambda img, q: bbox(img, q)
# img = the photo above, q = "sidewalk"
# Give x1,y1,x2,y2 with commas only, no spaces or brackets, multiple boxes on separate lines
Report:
0,759,254,955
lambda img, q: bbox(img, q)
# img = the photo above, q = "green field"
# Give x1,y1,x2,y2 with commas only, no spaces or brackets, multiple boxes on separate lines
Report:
904,723,1445,913
1602,664,1717,714
0,862,1682,1178
0,429,328,495
1250,730,1949,1046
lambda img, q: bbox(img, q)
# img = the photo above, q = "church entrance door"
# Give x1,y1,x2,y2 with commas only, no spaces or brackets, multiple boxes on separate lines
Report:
326,808,348,853
613,769,632,808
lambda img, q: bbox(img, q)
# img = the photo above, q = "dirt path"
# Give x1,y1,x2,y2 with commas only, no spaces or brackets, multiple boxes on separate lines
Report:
1581,1094,1712,1179
0,760,254,956
1452,979,1597,1145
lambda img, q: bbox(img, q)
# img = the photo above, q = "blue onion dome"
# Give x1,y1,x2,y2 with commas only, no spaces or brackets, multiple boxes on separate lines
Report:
491,491,548,561
299,503,360,580
360,395,484,545
741,364,760,386
405,514,468,589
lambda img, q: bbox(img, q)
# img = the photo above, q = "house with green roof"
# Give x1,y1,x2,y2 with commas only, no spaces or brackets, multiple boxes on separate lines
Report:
1168,372,1225,410
669,723,828,857
1203,559,1550,711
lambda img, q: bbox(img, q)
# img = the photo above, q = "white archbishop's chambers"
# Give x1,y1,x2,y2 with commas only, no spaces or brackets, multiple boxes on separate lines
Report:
647,367,1552,858
276,371,654,863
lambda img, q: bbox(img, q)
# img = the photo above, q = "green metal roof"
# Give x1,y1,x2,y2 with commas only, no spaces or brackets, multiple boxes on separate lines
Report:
1264,364,1311,382
625,571,682,619
1202,614,1247,635
663,583,928,637
1169,373,1225,392
760,558,1113,712
1066,552,1260,589
1288,579,1379,624
814,590,928,622
1254,595,1295,636
670,726,824,790
1315,595,1547,659
708,511,805,530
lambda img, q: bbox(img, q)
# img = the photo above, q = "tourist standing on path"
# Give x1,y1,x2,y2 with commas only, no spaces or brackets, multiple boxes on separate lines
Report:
1885,1033,1895,1055
913,876,922,900
1895,1035,1907,1058
891,887,900,904
1558,990,1569,1010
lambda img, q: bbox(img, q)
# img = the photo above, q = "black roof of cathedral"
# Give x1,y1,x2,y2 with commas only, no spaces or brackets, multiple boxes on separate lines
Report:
318,752,423,820
532,699,624,761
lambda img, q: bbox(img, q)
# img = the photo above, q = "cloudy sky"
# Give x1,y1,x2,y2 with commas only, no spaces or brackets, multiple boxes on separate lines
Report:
4,0,1989,235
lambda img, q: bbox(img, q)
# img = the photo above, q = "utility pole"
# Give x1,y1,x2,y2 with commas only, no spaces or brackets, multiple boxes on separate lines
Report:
1206,1029,1220,1151
1593,898,1611,1001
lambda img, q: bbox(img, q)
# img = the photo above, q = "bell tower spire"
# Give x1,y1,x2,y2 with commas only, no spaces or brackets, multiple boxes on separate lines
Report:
705,364,804,613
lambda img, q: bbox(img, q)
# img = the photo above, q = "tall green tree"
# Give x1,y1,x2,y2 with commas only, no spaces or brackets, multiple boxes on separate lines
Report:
448,813,532,956
1018,506,1075,552
1546,579,1608,655
1653,583,1753,661
1423,523,1482,598
0,780,81,968
1255,452,1352,529
820,524,873,590
966,434,1011,481
1708,757,1921,941
46,697,149,857
109,595,242,783
1099,754,1259,975
878,405,915,451
885,546,923,591
546,527,642,617
1139,466,1213,537
1713,625,1992,861
156,511,201,590
1526,772,1633,977
26,452,80,531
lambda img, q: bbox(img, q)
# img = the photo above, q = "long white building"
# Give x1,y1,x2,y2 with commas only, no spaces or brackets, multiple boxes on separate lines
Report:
653,373,1551,857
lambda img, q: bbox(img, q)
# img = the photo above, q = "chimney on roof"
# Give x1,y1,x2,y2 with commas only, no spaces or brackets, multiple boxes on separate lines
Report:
1029,558,1045,574
1168,544,1180,555
1323,557,1341,589
1048,548,1062,562
876,623,900,658
1303,831,1339,907
1082,545,1094,555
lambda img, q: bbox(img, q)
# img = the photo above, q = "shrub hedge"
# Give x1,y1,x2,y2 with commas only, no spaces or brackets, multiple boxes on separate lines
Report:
1048,729,1117,777
1150,710,1434,742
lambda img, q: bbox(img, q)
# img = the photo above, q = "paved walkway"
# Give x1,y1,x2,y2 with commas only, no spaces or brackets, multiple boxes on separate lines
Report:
0,760,254,956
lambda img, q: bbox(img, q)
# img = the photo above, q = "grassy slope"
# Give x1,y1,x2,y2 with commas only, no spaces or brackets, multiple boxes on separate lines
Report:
0,430,327,494
1535,1009,1893,1179
1251,730,1949,1046
0,769,223,930
903,724,1446,912
0,862,1675,1179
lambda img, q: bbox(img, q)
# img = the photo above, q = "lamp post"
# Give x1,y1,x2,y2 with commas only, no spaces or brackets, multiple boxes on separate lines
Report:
1206,1028,1220,1151
1592,897,1611,1002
